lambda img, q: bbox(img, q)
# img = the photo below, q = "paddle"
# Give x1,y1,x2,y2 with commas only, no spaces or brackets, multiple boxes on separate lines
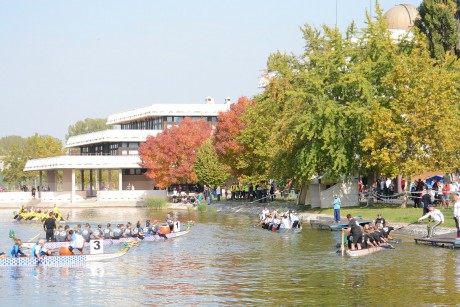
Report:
341,229,345,256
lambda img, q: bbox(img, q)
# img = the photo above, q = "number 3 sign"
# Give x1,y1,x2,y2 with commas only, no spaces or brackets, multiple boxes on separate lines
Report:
90,240,103,254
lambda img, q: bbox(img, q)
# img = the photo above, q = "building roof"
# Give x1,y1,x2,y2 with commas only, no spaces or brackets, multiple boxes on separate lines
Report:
24,155,142,171
384,4,419,30
106,103,230,125
65,129,160,148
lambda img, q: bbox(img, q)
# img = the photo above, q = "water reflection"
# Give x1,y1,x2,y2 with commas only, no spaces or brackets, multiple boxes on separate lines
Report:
0,208,459,304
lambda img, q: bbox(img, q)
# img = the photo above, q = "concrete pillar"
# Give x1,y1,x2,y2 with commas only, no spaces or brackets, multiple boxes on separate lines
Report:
81,170,84,191
108,170,112,190
71,169,76,203
62,169,73,191
90,169,93,196
98,169,102,190
39,171,42,199
118,169,122,191
46,170,57,191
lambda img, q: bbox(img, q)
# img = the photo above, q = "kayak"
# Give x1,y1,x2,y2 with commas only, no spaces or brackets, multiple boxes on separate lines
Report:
22,229,190,249
0,242,136,267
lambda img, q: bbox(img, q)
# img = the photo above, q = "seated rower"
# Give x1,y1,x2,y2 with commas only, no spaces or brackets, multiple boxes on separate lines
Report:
142,220,152,236
31,238,53,259
81,223,93,242
93,224,104,240
9,239,26,257
112,224,123,239
280,215,291,230
124,222,133,237
133,221,144,239
103,223,112,239
68,230,85,255
289,210,300,228
381,222,395,240
362,225,375,248
261,207,270,220
54,225,67,242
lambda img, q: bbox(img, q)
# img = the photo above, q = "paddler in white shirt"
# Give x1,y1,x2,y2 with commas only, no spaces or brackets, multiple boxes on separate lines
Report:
418,205,444,238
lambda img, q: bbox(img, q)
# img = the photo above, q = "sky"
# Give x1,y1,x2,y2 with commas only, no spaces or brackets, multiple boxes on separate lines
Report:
0,0,421,141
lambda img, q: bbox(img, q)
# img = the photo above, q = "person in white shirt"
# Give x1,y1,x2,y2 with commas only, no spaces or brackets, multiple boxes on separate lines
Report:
261,207,270,220
418,205,445,238
453,193,460,239
280,215,291,229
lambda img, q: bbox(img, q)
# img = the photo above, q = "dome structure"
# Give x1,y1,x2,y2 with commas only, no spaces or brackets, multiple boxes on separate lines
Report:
384,4,419,30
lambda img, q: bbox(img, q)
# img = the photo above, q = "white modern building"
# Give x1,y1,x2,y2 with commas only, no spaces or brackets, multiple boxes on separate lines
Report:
23,99,231,203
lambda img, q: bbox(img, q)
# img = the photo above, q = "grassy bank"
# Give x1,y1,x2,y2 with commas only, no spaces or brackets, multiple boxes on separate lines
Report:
305,203,456,228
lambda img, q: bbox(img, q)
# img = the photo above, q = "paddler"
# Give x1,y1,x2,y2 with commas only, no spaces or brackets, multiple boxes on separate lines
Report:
31,238,53,259
9,239,26,257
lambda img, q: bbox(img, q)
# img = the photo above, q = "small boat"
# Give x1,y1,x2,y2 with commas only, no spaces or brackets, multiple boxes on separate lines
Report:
0,241,136,267
345,244,393,257
22,229,191,249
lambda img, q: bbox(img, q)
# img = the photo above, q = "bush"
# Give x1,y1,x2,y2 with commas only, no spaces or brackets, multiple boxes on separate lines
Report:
144,197,168,209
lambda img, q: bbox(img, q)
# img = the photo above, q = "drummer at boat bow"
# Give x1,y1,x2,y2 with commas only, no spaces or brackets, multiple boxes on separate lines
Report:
418,205,444,238
343,214,362,250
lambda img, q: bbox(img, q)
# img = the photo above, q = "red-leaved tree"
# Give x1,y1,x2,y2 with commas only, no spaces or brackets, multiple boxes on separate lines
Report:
138,118,212,188
213,96,255,175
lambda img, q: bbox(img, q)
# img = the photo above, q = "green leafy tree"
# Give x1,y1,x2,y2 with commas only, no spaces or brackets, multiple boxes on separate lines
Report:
415,0,459,59
0,136,26,155
2,134,64,186
361,44,460,176
65,118,110,141
195,139,230,186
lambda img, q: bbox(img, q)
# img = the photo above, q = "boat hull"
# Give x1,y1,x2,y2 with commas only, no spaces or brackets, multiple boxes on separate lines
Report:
0,250,127,267
346,244,390,257
22,229,190,249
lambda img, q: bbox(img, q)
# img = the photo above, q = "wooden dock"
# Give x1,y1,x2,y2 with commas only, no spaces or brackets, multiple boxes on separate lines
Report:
414,232,460,249
310,218,372,231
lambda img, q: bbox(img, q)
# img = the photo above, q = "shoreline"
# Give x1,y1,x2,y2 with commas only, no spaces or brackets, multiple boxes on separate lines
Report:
3,200,456,238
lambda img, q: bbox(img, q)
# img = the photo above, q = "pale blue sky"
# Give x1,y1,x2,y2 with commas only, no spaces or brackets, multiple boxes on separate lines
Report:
0,0,420,140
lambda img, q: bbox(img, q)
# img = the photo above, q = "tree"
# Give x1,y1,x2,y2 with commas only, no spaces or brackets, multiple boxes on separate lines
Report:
0,136,26,155
138,118,212,188
1,134,64,186
415,0,459,59
194,139,230,186
361,45,460,176
65,118,111,141
213,96,255,176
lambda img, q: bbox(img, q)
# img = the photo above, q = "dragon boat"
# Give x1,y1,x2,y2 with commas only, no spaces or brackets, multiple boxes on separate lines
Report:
0,241,137,267
22,228,191,249
13,206,67,224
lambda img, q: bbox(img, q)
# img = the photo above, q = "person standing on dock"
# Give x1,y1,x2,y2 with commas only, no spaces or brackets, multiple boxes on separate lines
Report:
453,194,460,239
418,205,444,238
332,195,341,223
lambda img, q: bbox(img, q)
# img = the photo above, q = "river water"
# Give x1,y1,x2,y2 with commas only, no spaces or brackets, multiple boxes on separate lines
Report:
0,207,459,305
